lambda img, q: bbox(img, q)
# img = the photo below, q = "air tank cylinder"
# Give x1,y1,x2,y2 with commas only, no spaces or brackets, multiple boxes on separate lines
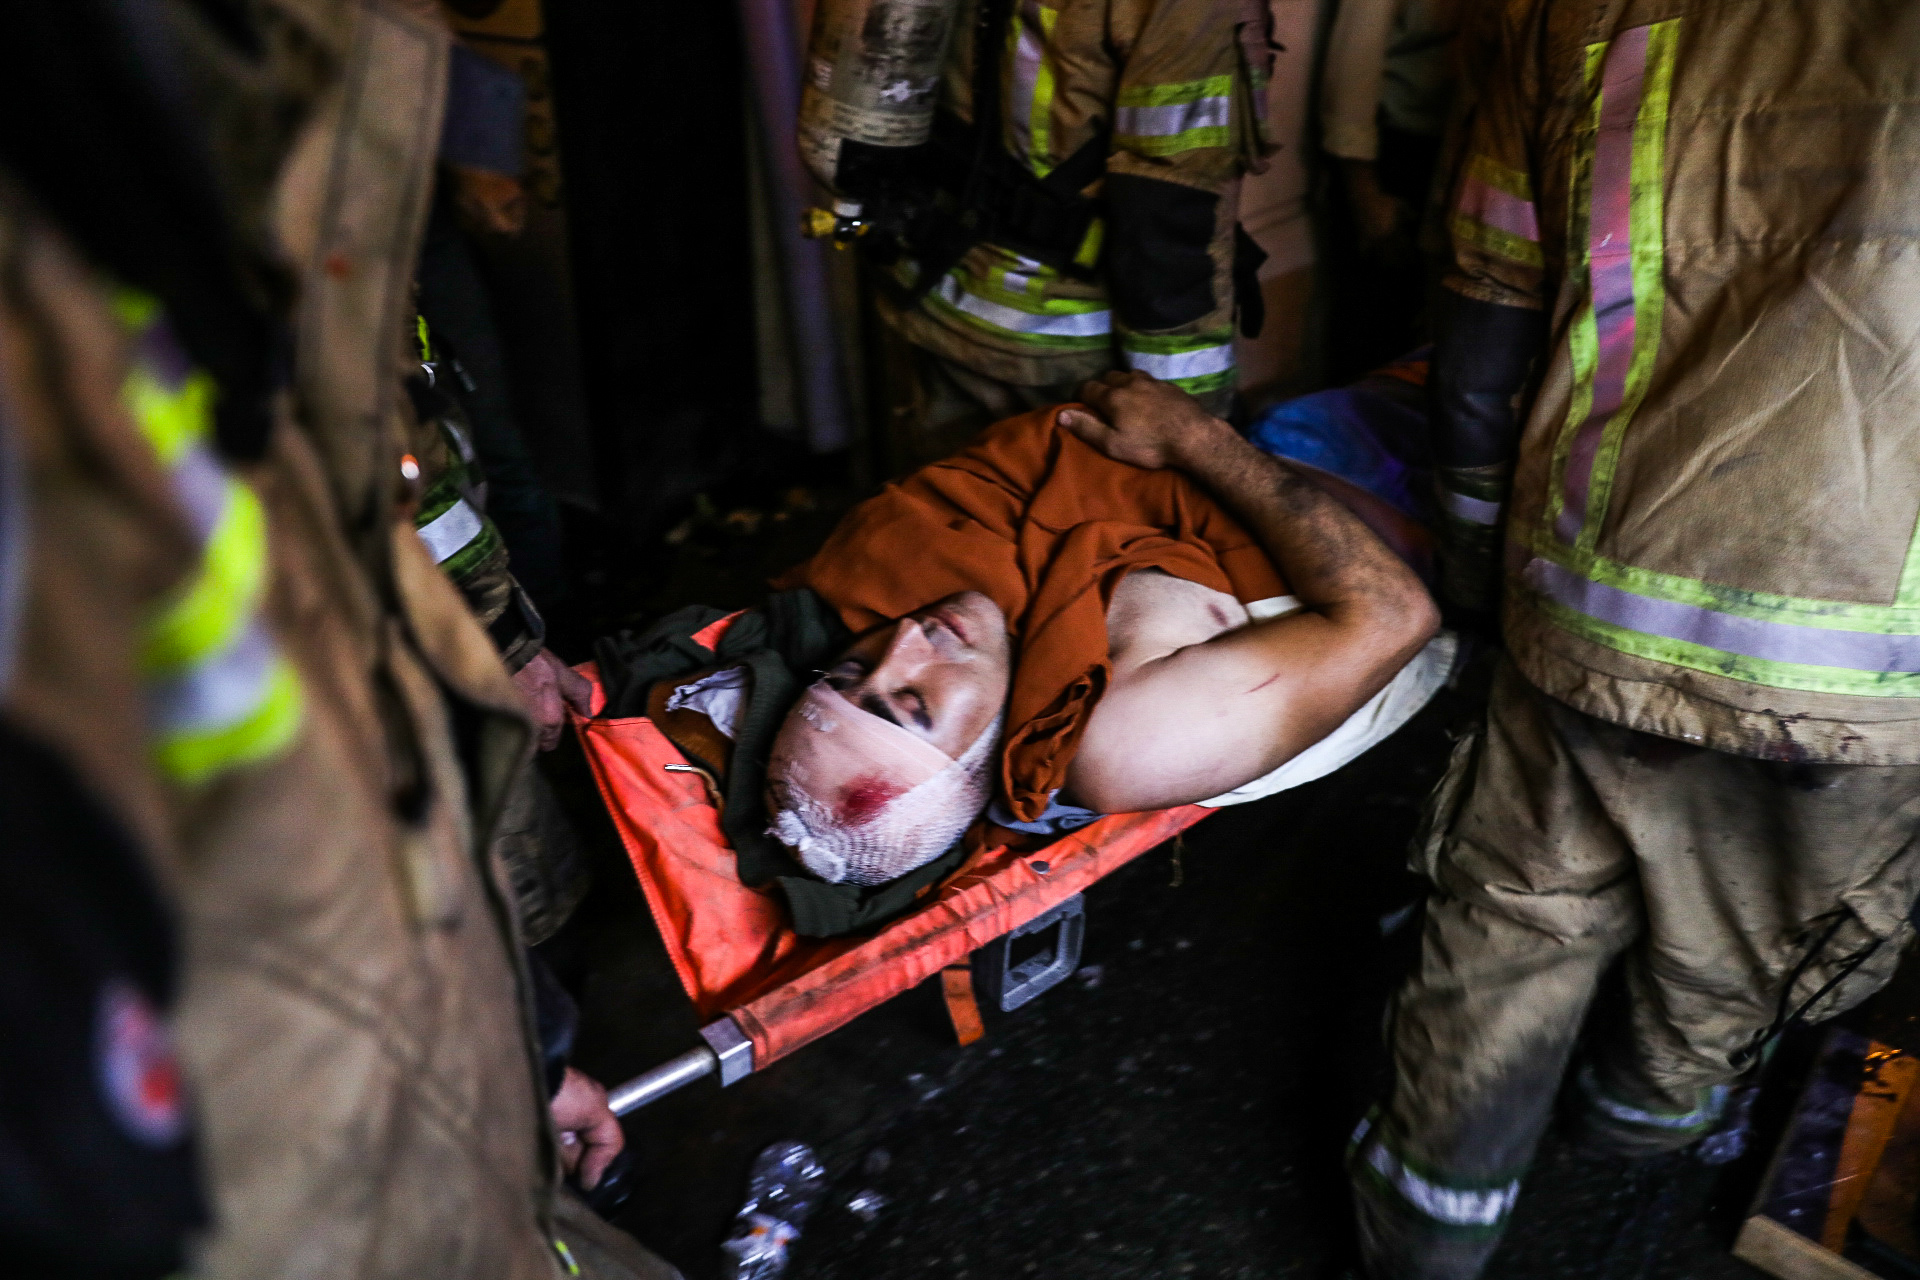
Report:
797,0,962,203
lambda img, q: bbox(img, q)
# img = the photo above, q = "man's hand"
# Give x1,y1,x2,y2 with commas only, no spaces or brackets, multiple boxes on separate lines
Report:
1057,371,1229,471
1059,371,1439,814
512,648,593,752
550,1066,625,1190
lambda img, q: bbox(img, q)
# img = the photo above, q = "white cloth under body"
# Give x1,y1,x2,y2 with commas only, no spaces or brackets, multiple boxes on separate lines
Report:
1196,595,1457,807
991,593,1455,834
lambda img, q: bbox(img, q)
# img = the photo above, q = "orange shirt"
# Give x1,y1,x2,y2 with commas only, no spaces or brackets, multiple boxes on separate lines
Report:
782,406,1284,822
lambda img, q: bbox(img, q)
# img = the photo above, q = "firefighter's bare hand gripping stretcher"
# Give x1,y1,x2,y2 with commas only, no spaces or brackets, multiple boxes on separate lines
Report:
575,373,1451,1112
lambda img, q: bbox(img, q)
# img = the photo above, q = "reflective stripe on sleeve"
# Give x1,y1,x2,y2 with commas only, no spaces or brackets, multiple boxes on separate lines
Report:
1124,342,1233,381
153,657,303,786
1442,489,1505,526
1115,96,1231,140
417,496,487,564
1006,0,1059,172
1452,155,1542,267
119,292,305,784
1114,75,1234,155
140,465,267,674
148,621,277,739
122,363,217,466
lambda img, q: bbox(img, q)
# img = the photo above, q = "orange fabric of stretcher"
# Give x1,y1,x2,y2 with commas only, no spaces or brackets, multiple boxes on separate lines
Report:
779,406,1285,823
571,665,1209,1067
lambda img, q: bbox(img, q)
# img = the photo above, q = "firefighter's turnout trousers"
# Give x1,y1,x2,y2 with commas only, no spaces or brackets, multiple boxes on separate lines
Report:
1352,660,1920,1280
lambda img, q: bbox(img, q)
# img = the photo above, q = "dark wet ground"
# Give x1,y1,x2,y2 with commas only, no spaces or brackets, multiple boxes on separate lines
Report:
540,501,1910,1280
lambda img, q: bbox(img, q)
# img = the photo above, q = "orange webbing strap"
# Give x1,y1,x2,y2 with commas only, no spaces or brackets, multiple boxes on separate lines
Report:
941,964,986,1046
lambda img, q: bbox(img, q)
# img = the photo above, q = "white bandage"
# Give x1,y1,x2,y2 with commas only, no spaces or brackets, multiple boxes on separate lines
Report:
766,682,1003,886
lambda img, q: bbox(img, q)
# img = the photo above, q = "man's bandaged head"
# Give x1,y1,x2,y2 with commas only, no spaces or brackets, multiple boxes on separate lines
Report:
765,591,1013,886
766,683,1003,885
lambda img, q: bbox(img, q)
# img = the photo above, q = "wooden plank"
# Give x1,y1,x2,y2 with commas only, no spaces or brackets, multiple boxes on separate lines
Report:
1826,1047,1920,1250
1734,1215,1881,1280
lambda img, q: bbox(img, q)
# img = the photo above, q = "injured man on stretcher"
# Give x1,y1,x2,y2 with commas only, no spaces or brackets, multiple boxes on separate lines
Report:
592,370,1452,937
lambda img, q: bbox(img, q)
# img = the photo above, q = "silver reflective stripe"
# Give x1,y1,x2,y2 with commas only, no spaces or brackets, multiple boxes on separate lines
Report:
1524,556,1920,673
1126,343,1233,381
146,620,276,736
417,497,485,564
1115,96,1230,138
1355,1118,1521,1228
171,443,232,541
1442,488,1505,526
1579,1067,1726,1131
932,273,1111,337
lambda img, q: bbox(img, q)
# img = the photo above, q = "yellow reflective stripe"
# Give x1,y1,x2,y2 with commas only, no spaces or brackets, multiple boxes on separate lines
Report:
124,364,216,467
116,289,305,782
1114,76,1233,154
140,476,266,674
1028,4,1060,175
1115,126,1231,157
415,313,433,364
1548,38,1617,534
1467,153,1533,202
154,657,303,785
1073,217,1104,270
1114,75,1235,109
1451,214,1545,268
1578,19,1678,557
957,261,1106,315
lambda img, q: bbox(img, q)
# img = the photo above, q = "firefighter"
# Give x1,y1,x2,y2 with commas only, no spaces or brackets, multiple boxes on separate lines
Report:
806,0,1278,468
0,1,671,1275
1348,2,1920,1277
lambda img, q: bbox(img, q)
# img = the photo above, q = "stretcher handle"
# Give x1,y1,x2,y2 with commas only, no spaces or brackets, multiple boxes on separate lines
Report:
609,1017,754,1116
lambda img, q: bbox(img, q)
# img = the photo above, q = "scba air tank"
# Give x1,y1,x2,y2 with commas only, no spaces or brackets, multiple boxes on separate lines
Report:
797,0,962,200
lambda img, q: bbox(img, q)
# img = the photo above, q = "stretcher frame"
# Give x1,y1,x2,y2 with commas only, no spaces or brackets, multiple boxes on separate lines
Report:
568,675,1208,1114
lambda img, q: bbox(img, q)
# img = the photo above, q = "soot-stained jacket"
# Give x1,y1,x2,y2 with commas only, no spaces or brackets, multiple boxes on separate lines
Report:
1435,0,1920,764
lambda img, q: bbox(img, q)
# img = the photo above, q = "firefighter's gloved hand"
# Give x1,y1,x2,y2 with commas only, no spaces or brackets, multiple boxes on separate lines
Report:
513,648,593,751
550,1067,625,1190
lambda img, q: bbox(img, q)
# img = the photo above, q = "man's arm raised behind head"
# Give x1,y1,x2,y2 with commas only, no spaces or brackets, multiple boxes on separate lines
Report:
1060,373,1440,812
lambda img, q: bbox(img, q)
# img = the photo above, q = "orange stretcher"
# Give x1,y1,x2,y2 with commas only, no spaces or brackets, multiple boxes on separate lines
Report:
570,665,1209,1113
